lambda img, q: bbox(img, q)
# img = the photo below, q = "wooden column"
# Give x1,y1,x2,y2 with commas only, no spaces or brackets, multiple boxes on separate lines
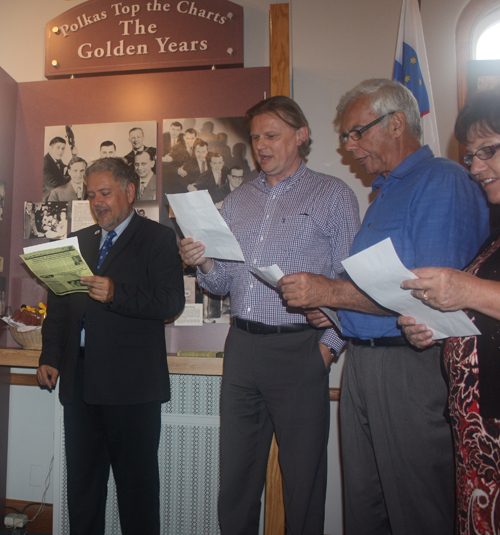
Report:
265,5,290,534
270,4,290,98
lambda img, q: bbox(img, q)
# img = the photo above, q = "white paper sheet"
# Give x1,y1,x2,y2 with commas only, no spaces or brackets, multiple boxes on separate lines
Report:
251,265,342,332
24,236,81,254
167,191,244,262
341,238,481,340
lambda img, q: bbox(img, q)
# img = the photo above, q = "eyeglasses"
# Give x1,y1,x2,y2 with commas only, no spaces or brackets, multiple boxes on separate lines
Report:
340,112,396,144
462,143,500,167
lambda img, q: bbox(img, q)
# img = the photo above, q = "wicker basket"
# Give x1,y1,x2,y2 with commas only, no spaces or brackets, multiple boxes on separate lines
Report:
9,326,42,350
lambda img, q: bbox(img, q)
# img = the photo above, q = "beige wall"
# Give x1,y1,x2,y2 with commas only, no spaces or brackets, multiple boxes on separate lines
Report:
0,1,471,533
0,0,470,215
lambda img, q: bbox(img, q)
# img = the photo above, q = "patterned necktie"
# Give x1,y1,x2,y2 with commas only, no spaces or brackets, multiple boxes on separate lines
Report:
97,230,116,271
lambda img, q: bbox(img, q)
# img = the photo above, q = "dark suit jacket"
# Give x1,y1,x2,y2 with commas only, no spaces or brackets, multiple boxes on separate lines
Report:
124,146,157,171
163,132,186,155
194,167,230,204
48,182,86,202
181,157,207,183
40,212,185,406
43,153,68,201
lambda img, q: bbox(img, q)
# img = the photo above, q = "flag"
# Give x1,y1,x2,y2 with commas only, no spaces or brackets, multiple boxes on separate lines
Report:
393,0,441,156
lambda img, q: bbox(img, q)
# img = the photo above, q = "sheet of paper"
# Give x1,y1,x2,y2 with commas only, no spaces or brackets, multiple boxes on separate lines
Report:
251,265,342,332
21,240,93,296
341,238,481,340
24,236,81,254
174,303,203,326
167,191,244,262
71,200,95,232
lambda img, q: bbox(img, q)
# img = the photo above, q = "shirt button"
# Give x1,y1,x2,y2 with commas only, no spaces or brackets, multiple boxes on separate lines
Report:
266,215,269,219
250,284,253,289
380,194,384,198
272,195,276,199
247,307,251,312
253,259,257,264
260,237,263,241
367,223,372,227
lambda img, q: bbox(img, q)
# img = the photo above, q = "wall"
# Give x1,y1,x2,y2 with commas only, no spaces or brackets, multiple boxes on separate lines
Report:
0,59,18,524
0,0,470,533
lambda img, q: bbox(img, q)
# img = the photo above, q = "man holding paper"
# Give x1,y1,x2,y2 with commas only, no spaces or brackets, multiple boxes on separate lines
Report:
278,79,489,535
37,157,184,535
179,96,360,535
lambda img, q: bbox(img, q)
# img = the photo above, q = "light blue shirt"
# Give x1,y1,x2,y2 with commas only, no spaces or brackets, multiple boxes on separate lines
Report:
338,145,490,339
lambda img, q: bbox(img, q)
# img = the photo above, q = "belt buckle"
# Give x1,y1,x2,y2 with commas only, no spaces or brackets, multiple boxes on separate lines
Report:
370,338,376,348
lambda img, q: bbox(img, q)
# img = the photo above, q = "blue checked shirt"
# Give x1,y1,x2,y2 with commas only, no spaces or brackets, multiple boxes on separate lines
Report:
338,146,490,339
197,162,360,354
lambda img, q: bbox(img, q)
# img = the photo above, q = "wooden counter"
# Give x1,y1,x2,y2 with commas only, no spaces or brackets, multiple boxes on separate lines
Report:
0,349,224,375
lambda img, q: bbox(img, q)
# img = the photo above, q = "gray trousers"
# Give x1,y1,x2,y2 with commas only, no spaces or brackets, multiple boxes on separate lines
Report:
340,343,455,535
218,326,330,535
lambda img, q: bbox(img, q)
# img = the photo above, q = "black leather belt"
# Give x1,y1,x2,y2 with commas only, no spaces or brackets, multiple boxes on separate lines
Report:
349,336,407,347
233,317,311,335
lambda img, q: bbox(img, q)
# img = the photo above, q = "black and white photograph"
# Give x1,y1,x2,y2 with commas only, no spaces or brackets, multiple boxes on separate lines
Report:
135,202,159,222
44,121,157,203
161,116,257,221
23,201,68,240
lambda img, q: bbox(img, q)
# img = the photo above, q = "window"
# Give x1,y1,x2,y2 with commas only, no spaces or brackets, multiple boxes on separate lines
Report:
474,9,500,60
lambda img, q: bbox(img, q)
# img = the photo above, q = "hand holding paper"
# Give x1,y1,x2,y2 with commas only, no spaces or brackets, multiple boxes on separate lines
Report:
341,238,480,339
252,265,342,332
167,190,244,262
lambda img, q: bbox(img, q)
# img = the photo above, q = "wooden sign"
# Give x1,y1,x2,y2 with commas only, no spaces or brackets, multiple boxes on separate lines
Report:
45,0,243,79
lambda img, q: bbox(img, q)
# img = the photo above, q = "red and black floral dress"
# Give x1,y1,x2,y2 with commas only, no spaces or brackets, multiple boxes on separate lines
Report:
443,229,500,535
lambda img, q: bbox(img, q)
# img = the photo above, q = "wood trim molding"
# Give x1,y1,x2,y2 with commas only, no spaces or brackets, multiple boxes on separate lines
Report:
10,373,38,387
270,4,290,97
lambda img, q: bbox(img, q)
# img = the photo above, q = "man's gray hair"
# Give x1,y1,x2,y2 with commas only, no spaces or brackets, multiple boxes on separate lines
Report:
336,79,422,140
86,157,135,192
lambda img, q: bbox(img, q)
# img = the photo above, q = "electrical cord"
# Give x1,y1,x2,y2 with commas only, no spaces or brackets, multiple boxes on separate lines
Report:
27,455,54,524
5,455,54,529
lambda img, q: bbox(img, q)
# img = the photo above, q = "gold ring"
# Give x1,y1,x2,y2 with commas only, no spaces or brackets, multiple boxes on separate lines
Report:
422,290,429,301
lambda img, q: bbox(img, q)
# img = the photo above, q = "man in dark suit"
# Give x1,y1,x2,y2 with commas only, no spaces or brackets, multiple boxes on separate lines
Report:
162,121,184,158
123,127,157,176
164,139,209,195
48,156,87,202
43,136,68,201
37,157,185,535
163,128,197,166
134,150,156,201
178,139,209,183
188,152,230,206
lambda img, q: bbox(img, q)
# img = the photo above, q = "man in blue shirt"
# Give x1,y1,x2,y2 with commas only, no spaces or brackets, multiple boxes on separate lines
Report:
278,79,490,535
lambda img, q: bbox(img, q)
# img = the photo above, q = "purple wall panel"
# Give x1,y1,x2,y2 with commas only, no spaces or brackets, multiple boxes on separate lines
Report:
8,67,269,350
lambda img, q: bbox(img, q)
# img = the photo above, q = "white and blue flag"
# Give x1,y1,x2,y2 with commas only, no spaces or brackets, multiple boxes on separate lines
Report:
393,0,441,156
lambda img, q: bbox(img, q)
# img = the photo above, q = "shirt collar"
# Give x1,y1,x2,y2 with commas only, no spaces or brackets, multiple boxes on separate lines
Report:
371,145,433,192
100,210,134,246
257,160,306,192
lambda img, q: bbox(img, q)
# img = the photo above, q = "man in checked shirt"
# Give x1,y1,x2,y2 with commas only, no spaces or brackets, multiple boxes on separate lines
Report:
179,96,360,535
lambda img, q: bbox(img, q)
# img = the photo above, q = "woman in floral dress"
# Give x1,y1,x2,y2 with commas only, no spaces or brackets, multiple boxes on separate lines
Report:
399,88,500,534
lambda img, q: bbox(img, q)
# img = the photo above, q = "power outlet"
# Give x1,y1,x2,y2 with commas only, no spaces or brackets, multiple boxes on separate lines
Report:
4,513,28,528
